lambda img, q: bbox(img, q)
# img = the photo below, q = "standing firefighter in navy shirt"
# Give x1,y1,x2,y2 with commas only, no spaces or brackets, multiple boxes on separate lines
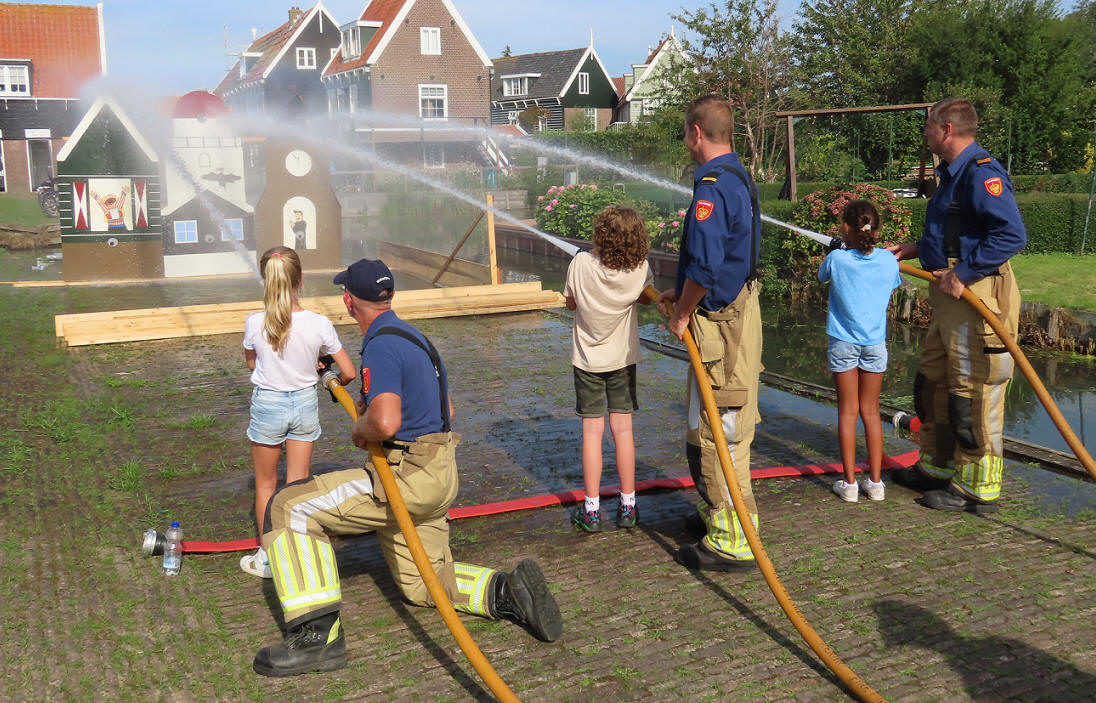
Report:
252,259,562,677
658,96,763,571
889,98,1026,512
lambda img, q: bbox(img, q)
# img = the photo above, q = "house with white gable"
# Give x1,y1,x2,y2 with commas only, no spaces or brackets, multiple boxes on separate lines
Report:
616,29,690,125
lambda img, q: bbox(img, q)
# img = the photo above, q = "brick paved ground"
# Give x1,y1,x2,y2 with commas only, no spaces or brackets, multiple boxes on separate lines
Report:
3,309,1094,702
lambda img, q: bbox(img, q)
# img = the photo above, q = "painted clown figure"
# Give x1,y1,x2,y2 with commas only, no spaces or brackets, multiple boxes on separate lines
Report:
91,185,130,230
889,98,1027,512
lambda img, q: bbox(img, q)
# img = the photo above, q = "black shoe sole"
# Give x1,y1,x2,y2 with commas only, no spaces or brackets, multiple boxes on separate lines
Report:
253,647,347,677
510,559,563,642
675,542,756,572
919,493,1000,514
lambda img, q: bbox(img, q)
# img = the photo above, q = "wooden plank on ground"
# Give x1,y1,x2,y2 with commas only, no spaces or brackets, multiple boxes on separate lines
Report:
55,283,564,346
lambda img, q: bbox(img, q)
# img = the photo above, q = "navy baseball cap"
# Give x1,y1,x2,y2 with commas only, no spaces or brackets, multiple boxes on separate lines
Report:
334,259,394,301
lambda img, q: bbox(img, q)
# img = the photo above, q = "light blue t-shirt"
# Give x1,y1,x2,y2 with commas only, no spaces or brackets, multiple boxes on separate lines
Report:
818,247,902,346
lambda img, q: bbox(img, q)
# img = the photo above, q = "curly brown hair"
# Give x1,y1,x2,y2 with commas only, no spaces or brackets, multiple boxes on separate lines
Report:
592,206,649,271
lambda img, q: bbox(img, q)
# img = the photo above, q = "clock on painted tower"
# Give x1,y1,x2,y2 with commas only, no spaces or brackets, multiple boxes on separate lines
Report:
285,149,312,177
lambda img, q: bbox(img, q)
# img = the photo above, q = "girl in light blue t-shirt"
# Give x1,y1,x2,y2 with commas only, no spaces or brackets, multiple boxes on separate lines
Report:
818,201,902,503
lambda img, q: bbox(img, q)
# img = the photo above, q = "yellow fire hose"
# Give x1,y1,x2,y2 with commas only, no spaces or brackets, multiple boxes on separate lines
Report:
645,286,888,703
897,263,1096,481
321,374,521,703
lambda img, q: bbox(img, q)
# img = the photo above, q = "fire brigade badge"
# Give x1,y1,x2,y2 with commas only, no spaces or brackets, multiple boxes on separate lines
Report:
695,200,715,221
984,177,1003,197
361,367,370,395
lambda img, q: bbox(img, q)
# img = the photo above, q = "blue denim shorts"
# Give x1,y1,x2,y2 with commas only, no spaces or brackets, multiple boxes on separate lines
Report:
827,336,888,374
247,386,321,445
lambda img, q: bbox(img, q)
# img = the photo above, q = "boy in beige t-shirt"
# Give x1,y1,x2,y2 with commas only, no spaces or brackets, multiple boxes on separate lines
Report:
563,206,654,532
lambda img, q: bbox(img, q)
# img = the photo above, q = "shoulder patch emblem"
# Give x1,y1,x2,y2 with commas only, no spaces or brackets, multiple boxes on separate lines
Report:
700,175,719,182
695,200,715,221
984,177,1003,197
976,157,992,164
361,367,370,395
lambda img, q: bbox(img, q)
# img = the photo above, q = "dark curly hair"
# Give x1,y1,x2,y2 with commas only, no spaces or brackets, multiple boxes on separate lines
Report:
592,206,650,271
841,200,881,254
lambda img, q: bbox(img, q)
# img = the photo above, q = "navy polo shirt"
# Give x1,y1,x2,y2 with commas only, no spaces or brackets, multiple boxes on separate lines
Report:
675,152,757,310
359,310,448,442
920,141,1027,282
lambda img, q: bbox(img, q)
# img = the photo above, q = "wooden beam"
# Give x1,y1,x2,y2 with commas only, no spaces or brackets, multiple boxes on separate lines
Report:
775,102,935,118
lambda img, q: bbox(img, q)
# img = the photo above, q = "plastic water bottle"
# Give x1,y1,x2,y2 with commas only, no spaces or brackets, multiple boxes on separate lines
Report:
162,521,183,576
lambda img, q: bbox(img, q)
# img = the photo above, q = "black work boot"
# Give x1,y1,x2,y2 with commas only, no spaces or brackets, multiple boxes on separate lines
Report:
253,612,347,677
490,559,563,642
675,540,756,572
921,487,999,514
890,464,950,491
683,510,707,536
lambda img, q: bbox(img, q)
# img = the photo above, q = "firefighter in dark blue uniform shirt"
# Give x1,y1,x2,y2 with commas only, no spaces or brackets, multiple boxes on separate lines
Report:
889,98,1026,512
658,95,763,571
252,259,562,677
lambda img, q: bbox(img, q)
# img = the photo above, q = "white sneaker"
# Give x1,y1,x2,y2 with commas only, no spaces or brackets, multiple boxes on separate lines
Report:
858,477,886,501
240,548,272,578
832,479,859,503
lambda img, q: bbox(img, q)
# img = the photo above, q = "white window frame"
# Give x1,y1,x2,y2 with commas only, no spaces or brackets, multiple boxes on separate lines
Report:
418,84,448,121
296,47,317,69
221,218,244,241
507,110,519,125
578,72,589,95
537,114,548,132
174,220,198,244
0,65,30,96
502,77,527,97
584,107,597,131
342,28,361,59
423,144,444,169
420,27,441,55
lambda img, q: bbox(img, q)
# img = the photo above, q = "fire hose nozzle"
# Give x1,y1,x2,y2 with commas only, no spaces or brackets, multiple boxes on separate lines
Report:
141,528,166,556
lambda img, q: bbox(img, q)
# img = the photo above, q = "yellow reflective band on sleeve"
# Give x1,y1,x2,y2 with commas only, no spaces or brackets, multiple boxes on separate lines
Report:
454,563,496,617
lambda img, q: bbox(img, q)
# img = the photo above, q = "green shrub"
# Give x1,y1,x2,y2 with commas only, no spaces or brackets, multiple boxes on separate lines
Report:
534,184,630,240
1011,173,1093,193
1016,193,1091,254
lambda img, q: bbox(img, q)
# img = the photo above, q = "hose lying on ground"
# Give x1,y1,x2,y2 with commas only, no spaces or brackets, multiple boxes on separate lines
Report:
322,374,521,703
646,285,888,703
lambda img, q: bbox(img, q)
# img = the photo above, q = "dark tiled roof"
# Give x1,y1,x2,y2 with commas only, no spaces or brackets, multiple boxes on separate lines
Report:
324,0,405,76
0,2,103,98
490,48,586,102
215,6,312,95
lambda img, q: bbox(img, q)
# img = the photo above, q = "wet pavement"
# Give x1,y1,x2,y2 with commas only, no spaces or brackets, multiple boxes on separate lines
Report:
9,306,1096,702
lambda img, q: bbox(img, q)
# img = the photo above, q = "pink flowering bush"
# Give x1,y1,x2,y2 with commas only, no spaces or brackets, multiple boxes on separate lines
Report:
534,184,631,241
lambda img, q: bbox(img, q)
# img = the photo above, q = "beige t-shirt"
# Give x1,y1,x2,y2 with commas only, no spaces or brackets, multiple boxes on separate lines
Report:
564,250,654,372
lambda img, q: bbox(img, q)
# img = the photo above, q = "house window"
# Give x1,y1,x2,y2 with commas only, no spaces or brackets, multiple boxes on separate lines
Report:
502,77,527,97
0,65,30,96
423,144,444,169
221,218,244,241
419,84,447,120
584,107,597,131
420,27,441,55
537,114,548,131
342,28,361,59
507,111,519,125
296,48,317,69
578,72,589,95
174,220,198,244
330,47,339,63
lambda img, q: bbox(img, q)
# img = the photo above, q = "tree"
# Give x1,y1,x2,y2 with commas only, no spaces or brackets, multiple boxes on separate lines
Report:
501,44,512,58
661,0,795,181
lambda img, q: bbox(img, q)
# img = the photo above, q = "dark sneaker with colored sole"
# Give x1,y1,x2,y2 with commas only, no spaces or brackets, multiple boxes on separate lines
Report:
570,505,602,532
616,503,638,528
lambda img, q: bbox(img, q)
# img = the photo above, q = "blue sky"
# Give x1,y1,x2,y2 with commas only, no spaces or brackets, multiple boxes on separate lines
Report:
12,0,801,96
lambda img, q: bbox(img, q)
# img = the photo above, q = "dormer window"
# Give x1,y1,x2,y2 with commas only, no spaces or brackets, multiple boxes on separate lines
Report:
0,64,31,96
420,27,441,55
501,73,539,98
240,52,262,78
342,27,361,59
296,47,316,69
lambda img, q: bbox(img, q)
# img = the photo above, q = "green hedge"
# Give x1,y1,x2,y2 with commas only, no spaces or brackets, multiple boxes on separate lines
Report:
1011,173,1094,193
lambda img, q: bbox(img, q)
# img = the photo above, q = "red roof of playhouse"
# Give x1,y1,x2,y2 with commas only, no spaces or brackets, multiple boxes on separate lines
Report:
0,2,104,98
173,91,230,119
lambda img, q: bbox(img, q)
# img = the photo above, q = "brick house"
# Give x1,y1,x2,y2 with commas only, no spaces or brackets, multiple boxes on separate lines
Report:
490,43,619,132
322,0,498,171
214,5,341,118
0,2,106,193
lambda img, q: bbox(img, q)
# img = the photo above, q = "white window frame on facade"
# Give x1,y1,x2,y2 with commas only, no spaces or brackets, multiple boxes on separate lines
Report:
507,110,519,125
502,77,527,98
221,218,244,241
578,72,589,95
0,65,31,96
418,84,448,120
537,113,548,132
296,47,317,70
174,220,198,244
420,27,441,55
342,27,361,59
423,143,444,169
584,107,597,131
330,47,339,62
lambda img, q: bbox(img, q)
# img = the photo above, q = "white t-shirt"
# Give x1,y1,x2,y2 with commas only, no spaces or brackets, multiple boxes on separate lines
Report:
564,250,654,372
243,310,344,391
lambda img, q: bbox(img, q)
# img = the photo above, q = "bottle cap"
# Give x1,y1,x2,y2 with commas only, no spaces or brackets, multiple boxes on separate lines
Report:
170,520,180,528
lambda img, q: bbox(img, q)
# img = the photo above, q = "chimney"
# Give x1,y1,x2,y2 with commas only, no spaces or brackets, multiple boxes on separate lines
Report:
288,6,302,23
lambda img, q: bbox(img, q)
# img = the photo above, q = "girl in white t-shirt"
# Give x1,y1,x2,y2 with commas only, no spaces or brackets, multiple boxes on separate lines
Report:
240,246,355,577
564,206,654,532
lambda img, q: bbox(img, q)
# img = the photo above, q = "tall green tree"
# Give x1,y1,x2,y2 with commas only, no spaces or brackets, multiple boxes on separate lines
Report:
660,0,795,181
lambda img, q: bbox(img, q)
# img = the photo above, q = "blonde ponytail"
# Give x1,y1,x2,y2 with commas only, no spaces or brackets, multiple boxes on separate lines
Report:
259,246,302,353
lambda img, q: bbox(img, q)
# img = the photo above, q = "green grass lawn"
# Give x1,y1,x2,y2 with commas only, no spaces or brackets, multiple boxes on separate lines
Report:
1007,253,1096,311
0,192,54,228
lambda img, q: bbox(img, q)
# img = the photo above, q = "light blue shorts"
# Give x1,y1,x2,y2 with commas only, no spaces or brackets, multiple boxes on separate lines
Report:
827,336,888,374
247,386,321,445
